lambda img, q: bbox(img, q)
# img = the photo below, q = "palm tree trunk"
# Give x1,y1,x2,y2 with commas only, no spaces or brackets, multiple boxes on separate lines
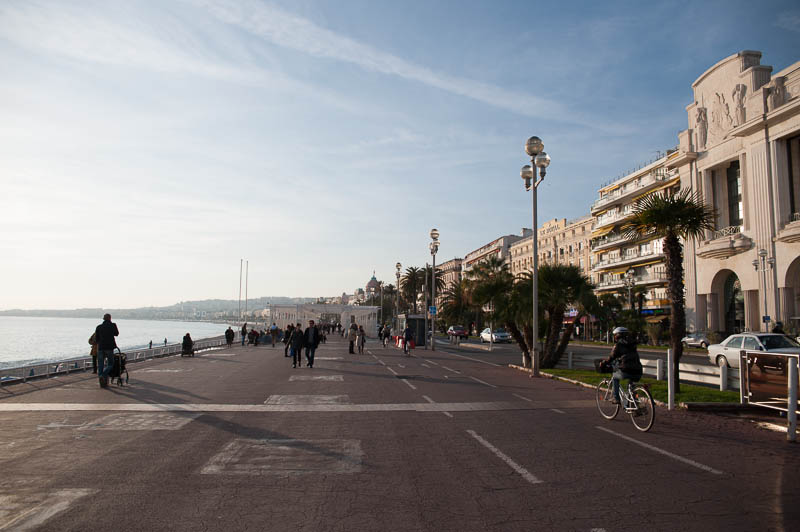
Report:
665,232,685,393
541,306,565,368
555,313,581,359
522,323,535,368
506,321,530,367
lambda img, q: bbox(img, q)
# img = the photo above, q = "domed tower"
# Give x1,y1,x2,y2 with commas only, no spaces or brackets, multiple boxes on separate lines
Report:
365,271,380,295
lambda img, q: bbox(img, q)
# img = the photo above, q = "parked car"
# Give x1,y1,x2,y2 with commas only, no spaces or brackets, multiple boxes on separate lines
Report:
480,327,512,343
681,332,710,349
447,325,469,339
706,333,800,368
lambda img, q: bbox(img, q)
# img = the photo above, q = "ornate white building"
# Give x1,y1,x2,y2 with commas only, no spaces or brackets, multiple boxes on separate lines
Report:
670,51,800,335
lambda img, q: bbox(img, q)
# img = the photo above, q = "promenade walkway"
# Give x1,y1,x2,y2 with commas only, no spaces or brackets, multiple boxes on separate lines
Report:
0,336,797,531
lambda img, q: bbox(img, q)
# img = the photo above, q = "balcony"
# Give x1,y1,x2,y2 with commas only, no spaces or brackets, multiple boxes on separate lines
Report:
596,270,669,290
697,225,752,260
591,168,677,213
776,212,800,244
592,249,664,271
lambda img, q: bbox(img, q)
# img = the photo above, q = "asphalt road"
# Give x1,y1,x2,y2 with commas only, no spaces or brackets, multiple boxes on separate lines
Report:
0,335,797,531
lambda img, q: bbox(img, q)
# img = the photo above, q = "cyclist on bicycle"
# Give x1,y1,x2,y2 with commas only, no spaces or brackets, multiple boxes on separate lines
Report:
403,325,413,355
604,326,643,404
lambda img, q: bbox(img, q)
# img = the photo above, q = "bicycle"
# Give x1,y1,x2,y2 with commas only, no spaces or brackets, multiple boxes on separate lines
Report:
596,377,655,432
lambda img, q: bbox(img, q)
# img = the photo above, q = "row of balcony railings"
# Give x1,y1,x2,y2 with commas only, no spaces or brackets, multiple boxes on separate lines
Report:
711,224,742,240
592,249,663,270
591,168,676,211
596,270,668,289
0,334,234,386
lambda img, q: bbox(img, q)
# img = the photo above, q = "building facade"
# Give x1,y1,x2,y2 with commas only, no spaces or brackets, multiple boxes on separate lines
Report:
671,50,800,335
463,229,532,275
589,152,681,319
509,217,594,280
436,258,462,307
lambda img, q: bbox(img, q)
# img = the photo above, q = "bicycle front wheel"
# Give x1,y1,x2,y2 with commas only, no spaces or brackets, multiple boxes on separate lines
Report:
629,386,655,432
596,379,619,420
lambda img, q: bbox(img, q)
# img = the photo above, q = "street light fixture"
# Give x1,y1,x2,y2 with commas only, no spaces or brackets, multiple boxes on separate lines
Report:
395,262,402,330
753,249,776,332
429,228,440,351
521,136,551,376
624,268,636,311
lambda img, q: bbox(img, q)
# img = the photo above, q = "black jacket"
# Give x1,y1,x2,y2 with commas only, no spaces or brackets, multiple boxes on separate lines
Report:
95,320,119,350
304,326,320,349
289,328,305,349
608,337,643,375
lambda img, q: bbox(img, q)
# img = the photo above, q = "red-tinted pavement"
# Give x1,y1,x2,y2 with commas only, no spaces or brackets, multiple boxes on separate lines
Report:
0,335,797,531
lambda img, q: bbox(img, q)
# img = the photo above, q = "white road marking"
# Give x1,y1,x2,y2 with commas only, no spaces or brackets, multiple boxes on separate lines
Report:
315,357,343,361
0,402,533,413
400,379,417,390
79,413,200,431
387,367,398,375
590,529,607,532
377,360,386,366
467,430,542,485
0,488,96,531
421,363,430,368
201,353,237,357
442,351,501,366
442,365,461,374
442,411,454,418
398,364,406,368
139,369,191,373
512,393,533,403
422,395,452,418
595,426,724,475
550,408,566,414
424,359,440,366
469,376,497,388
265,395,351,405
289,375,344,381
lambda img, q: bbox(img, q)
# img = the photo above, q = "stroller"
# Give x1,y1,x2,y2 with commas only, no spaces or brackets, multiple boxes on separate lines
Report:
108,348,129,386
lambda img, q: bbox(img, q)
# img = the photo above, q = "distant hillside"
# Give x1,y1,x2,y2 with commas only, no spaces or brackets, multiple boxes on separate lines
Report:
0,296,317,320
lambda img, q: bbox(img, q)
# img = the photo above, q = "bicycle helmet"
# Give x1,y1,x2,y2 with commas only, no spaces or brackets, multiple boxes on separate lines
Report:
612,326,629,335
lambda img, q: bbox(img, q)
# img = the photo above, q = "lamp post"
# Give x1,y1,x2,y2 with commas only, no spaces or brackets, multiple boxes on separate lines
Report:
429,228,440,351
521,136,551,376
624,268,636,311
379,281,384,327
752,249,776,332
395,262,402,329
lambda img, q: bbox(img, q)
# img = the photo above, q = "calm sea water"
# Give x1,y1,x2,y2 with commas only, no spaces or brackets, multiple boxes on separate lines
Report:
0,316,236,368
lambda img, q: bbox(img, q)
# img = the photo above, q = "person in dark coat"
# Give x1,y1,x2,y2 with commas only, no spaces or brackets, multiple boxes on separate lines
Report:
283,324,293,356
604,326,643,404
303,320,321,368
95,313,119,388
289,323,305,368
225,327,234,347
182,333,194,355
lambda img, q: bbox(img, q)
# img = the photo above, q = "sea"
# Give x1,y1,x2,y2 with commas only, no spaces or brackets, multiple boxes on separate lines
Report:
0,316,236,369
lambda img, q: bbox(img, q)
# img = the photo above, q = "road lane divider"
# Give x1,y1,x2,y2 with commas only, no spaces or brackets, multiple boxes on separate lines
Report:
512,393,532,403
422,395,453,417
424,359,440,366
442,366,461,374
469,376,497,388
595,426,723,475
466,430,542,485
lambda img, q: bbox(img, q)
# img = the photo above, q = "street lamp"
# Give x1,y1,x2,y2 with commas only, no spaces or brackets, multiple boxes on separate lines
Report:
752,249,776,332
521,136,551,376
430,228,440,351
624,268,636,311
395,262,402,329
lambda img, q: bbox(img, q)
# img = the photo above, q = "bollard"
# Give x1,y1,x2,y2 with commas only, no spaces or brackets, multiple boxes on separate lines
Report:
720,364,728,391
567,352,573,370
788,357,797,443
656,359,664,381
667,348,675,410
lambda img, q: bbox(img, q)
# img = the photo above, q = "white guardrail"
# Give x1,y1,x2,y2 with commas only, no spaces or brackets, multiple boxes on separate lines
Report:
557,351,740,391
0,334,236,386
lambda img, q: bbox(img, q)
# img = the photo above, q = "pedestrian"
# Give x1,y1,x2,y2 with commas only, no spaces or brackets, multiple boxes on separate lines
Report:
283,324,293,356
225,326,234,347
304,320,321,368
182,333,194,355
347,323,357,354
357,325,366,354
88,331,98,374
149,340,153,349
241,323,247,346
289,322,305,368
95,313,119,388
270,322,279,347
382,324,391,348
164,338,167,346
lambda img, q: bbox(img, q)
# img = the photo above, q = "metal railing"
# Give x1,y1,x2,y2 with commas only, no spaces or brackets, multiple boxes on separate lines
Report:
591,168,676,211
712,225,742,239
592,249,662,270
792,212,800,222
0,334,234,386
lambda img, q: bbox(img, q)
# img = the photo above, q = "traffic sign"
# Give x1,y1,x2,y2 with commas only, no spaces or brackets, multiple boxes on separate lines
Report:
429,306,437,315
763,315,771,323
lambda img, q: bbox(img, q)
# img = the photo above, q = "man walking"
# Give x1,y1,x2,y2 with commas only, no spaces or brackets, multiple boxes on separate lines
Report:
270,322,279,347
241,323,247,346
225,326,234,347
95,313,119,388
289,323,305,368
304,320,321,368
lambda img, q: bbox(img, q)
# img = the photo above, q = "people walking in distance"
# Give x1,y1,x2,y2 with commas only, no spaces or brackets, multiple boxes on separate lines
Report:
225,326,235,348
289,322,305,368
241,323,247,346
283,324,293,356
164,338,168,346
347,323,357,354
182,333,194,355
304,320,321,368
95,313,119,388
382,325,391,348
403,324,413,356
88,332,98,374
149,340,153,349
603,326,643,404
357,325,367,355
270,322,279,347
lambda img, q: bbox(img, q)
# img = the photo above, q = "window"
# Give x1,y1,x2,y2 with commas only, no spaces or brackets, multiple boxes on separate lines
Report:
724,336,743,348
742,337,760,351
727,161,742,227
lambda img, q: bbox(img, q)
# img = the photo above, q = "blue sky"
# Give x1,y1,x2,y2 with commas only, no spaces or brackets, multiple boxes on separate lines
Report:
1,0,798,309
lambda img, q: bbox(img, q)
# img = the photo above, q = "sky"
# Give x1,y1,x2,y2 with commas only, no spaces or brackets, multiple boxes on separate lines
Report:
1,0,799,310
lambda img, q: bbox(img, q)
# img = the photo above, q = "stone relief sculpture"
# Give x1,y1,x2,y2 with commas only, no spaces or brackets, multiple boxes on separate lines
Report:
768,77,786,111
708,92,733,144
732,84,746,126
694,107,707,150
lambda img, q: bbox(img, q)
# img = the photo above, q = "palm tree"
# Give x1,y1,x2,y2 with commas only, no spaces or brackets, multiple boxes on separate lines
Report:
622,188,716,392
465,256,513,343
400,267,424,314
440,280,471,327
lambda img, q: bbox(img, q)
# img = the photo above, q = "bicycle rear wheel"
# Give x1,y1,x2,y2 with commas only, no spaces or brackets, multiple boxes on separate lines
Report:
596,379,619,420
629,386,655,432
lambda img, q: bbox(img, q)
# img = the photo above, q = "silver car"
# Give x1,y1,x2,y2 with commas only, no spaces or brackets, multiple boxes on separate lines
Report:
681,332,710,349
480,328,512,343
707,333,800,368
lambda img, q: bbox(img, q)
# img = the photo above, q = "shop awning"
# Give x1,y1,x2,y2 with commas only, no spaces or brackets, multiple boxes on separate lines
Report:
591,225,616,238
645,315,668,323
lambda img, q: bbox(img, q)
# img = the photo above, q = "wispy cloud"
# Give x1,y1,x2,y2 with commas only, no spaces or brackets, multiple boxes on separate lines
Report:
776,11,800,33
188,0,582,124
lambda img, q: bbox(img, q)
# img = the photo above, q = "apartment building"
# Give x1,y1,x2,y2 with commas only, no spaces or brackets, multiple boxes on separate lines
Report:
590,152,681,319
463,229,532,275
671,50,800,334
436,258,462,307
509,216,594,280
